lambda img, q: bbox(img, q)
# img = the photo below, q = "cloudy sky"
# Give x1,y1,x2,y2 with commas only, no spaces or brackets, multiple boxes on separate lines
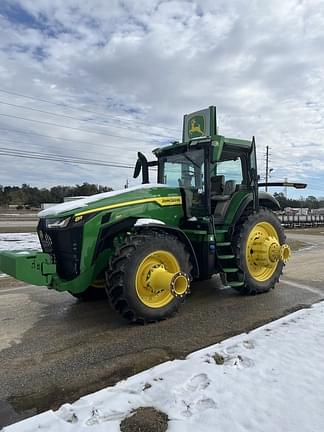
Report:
0,0,323,197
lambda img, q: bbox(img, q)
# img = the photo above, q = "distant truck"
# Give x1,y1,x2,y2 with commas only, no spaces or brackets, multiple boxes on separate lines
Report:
0,106,306,323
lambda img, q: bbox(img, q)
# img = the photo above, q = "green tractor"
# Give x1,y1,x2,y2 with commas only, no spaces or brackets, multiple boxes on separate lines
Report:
0,107,305,323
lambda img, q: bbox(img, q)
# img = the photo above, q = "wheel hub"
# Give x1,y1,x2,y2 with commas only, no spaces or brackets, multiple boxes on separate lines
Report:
135,250,190,308
252,236,290,266
148,265,189,298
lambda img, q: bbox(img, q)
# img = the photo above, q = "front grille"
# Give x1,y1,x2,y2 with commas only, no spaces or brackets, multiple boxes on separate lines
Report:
38,230,54,255
37,219,83,280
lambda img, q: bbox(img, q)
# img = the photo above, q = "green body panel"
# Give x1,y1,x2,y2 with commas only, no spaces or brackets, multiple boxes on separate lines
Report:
53,196,184,294
0,185,183,293
49,186,181,219
109,200,183,226
0,251,56,286
224,137,251,148
211,136,224,162
217,190,279,228
0,185,184,292
223,191,250,227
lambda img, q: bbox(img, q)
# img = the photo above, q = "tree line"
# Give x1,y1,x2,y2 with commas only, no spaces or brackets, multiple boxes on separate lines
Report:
273,192,324,209
0,183,113,208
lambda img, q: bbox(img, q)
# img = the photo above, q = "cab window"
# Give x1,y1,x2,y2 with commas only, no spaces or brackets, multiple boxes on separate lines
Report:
162,149,205,192
215,158,243,184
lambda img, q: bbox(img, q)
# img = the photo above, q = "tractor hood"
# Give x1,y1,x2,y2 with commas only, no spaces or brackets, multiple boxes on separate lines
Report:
38,184,182,219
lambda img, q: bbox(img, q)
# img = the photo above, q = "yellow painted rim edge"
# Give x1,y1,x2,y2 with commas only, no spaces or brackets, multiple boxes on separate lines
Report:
135,250,180,308
245,221,280,282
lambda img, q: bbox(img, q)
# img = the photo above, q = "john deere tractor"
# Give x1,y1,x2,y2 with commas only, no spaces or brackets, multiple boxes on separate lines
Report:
0,107,305,323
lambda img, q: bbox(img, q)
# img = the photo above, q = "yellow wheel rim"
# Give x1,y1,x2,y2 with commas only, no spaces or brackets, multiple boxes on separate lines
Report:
245,221,283,282
135,250,182,308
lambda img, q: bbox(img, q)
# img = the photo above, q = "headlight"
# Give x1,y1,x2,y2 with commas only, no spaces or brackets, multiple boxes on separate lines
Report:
46,216,71,229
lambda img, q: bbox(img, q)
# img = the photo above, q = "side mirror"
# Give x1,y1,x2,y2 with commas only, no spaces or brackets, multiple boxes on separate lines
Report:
133,152,149,184
133,159,142,179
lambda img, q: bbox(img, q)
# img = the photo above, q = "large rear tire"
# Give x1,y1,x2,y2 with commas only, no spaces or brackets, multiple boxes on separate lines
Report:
234,208,289,294
105,230,192,323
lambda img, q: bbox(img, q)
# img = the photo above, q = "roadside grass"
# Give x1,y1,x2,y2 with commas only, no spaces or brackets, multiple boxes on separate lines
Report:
0,226,37,233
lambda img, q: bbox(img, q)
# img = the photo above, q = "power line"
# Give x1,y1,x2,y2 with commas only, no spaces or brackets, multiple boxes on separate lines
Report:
0,125,152,154
0,148,134,169
0,100,176,140
0,138,107,157
0,88,181,133
0,150,132,168
0,145,133,167
0,112,166,143
0,137,116,161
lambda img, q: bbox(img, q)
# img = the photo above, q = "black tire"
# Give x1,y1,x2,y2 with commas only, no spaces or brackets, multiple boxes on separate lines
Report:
105,230,192,323
69,284,107,301
235,208,286,295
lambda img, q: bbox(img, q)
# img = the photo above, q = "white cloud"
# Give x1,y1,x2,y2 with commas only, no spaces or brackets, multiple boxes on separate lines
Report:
0,0,323,196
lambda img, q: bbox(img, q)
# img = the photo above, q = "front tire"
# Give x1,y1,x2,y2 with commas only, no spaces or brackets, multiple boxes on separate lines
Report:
106,230,192,323
235,208,288,294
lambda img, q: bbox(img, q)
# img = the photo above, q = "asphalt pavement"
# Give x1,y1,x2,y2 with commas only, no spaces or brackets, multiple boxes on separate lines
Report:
1,232,323,427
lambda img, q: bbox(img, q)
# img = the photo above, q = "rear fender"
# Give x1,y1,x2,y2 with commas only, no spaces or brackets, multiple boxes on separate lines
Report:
232,192,281,227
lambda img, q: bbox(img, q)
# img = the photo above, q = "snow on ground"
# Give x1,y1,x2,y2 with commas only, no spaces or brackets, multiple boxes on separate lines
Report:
0,233,40,252
4,301,324,432
0,233,40,277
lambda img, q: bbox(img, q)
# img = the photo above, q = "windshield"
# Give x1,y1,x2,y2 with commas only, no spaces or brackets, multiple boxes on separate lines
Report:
161,149,204,190
159,148,207,216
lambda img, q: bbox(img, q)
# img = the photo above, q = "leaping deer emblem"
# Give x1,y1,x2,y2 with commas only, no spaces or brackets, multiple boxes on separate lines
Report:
189,118,204,136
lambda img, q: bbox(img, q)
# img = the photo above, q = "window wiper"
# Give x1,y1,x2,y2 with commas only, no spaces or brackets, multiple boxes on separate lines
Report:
183,154,200,168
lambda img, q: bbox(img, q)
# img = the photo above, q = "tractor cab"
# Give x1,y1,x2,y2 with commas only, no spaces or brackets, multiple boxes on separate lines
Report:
152,106,256,223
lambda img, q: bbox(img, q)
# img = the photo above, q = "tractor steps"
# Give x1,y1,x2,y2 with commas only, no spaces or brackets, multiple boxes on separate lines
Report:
214,228,246,290
218,254,235,260
227,280,244,288
217,242,231,246
222,267,239,273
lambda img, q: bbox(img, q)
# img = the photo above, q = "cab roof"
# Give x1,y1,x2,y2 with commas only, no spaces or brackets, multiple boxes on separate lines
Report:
153,106,252,158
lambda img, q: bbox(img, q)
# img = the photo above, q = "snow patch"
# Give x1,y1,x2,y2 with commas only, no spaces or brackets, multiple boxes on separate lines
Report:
134,218,165,226
0,233,40,251
0,233,40,277
4,302,324,431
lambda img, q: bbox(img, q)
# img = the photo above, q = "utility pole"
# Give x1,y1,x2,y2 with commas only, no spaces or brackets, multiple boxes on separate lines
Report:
265,146,269,192
284,177,288,198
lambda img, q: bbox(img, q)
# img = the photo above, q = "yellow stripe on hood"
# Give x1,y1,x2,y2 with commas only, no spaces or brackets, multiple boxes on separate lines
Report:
74,196,182,217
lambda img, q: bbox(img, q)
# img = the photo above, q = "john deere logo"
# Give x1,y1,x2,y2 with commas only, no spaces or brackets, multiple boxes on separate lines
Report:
188,115,205,138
